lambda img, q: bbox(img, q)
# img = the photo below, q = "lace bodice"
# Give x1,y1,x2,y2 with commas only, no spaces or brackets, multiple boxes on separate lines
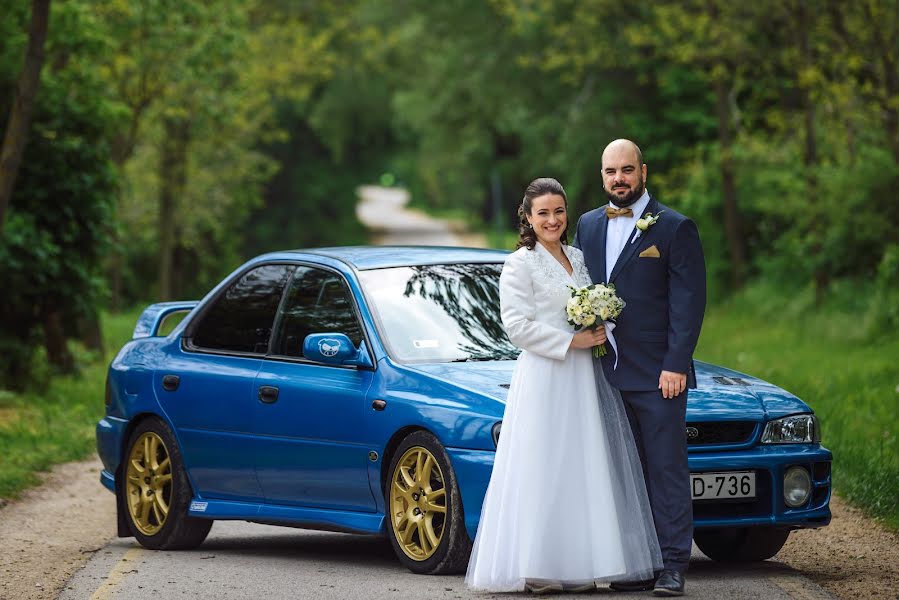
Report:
499,243,592,360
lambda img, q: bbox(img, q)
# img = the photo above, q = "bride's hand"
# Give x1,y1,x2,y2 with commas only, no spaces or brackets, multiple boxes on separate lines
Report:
570,326,606,349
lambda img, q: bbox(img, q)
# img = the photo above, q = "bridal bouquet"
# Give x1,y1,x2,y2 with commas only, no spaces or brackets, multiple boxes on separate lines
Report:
565,283,626,358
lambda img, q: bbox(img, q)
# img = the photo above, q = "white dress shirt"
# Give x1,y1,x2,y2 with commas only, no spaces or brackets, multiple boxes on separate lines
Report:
605,189,650,280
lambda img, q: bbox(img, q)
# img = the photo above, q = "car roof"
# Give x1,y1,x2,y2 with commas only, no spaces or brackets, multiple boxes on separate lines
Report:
273,246,512,271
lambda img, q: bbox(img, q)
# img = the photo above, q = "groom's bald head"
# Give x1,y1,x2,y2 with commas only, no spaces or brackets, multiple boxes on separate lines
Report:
602,139,643,167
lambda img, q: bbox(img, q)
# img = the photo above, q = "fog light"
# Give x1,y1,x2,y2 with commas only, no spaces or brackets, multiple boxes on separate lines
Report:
783,466,812,508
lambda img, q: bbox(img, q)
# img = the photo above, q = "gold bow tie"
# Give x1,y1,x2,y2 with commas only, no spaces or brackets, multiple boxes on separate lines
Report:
605,206,634,219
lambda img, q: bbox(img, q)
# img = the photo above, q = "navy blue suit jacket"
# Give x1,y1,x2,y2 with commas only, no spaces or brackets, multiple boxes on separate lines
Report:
573,196,707,391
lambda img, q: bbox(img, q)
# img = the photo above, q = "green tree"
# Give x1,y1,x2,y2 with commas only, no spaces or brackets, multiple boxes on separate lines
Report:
0,0,50,230
0,1,118,385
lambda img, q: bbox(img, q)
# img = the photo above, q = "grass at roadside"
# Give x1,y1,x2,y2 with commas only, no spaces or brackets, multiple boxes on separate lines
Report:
696,283,899,530
0,309,140,499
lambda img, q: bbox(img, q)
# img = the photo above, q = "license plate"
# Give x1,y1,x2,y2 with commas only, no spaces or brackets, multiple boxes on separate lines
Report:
691,471,756,500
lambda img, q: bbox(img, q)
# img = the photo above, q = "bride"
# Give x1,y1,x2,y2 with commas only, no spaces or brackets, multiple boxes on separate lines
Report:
465,178,663,593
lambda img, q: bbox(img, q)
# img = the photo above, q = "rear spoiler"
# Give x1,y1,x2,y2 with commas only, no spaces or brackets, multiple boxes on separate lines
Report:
132,301,199,339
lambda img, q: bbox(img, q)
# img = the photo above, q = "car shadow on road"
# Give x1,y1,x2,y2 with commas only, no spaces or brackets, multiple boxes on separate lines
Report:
689,555,800,577
195,526,402,569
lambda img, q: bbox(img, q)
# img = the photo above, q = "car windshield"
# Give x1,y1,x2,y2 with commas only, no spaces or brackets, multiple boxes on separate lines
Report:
358,263,520,363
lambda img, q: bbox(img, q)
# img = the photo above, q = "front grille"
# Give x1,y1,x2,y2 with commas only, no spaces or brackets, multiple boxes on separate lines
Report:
687,421,756,446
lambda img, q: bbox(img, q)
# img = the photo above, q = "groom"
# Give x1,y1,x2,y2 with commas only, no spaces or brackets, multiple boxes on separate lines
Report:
573,139,706,597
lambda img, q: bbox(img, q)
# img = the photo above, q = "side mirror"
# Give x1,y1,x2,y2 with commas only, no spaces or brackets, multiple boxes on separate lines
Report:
303,333,373,368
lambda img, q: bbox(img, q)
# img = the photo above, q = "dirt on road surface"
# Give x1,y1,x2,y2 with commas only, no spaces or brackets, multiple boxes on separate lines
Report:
0,456,896,600
0,458,114,600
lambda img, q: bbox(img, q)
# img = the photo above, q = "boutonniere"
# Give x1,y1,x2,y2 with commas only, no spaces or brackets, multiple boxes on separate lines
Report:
630,210,664,244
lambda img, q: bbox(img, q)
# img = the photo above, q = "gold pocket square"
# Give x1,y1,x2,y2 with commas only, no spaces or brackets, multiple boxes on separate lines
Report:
639,245,660,258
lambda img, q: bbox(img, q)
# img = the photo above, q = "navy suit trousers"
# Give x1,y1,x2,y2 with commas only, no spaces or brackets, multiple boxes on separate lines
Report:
621,389,693,573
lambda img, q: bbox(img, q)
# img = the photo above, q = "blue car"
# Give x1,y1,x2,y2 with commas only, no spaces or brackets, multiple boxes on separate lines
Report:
97,246,832,574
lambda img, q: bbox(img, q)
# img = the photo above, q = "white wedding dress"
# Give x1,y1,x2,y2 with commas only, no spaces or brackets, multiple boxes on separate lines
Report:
465,242,663,592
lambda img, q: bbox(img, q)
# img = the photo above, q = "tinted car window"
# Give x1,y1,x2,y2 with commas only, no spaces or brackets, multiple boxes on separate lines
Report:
191,264,295,354
358,263,519,362
271,267,363,358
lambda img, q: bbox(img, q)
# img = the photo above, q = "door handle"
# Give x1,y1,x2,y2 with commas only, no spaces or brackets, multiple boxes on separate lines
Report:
162,375,180,392
258,385,279,404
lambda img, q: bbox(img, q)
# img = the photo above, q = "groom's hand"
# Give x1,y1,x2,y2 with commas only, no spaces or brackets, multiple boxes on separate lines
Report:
659,370,687,399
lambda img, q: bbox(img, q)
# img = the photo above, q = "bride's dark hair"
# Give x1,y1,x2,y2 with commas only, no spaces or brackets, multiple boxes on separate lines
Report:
517,177,569,250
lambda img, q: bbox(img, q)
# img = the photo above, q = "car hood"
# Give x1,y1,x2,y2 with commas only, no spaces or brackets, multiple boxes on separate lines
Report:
691,361,813,421
407,359,813,423
404,361,515,404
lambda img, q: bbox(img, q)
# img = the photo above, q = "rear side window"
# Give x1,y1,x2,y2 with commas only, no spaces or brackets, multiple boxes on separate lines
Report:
271,267,363,358
191,264,295,354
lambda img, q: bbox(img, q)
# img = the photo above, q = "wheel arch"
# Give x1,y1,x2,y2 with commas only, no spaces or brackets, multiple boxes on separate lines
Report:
379,425,434,495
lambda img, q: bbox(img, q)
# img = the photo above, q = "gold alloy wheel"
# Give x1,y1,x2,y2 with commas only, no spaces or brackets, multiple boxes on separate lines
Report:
125,431,173,536
389,446,448,561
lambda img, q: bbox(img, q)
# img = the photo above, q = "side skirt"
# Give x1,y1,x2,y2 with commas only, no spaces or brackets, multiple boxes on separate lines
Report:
187,498,387,536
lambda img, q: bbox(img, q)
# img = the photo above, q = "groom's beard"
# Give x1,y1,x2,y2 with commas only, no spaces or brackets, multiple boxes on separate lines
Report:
604,179,645,207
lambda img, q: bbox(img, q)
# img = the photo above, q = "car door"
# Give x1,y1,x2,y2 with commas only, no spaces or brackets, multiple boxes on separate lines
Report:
253,265,377,512
156,263,295,501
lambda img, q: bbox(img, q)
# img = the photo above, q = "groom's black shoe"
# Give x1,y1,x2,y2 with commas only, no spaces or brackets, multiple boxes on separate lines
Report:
609,578,655,592
652,570,685,596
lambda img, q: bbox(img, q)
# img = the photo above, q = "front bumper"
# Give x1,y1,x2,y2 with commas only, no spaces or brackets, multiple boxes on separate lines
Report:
450,443,832,539
690,443,832,529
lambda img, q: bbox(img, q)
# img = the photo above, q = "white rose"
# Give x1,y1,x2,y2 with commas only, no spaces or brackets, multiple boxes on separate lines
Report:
636,218,650,231
583,314,596,326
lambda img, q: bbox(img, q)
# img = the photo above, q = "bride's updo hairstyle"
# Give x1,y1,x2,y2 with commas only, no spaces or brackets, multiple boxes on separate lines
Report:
516,177,569,250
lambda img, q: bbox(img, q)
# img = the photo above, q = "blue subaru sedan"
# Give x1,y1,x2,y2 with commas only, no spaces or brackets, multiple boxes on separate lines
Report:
97,246,832,574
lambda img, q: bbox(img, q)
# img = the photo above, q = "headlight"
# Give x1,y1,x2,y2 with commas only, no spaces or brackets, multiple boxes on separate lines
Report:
492,421,502,447
783,466,812,507
761,414,820,444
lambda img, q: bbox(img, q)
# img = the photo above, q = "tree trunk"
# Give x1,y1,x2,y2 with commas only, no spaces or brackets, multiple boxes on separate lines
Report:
78,311,104,354
713,75,746,289
796,0,827,305
857,2,899,164
0,0,51,230
158,116,190,301
43,308,74,374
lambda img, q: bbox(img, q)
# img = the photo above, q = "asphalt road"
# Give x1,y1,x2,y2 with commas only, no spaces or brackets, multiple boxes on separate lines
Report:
58,188,836,599
355,185,484,246
60,521,834,600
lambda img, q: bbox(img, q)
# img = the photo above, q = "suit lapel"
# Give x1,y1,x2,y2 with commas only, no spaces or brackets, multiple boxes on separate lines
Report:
609,196,659,283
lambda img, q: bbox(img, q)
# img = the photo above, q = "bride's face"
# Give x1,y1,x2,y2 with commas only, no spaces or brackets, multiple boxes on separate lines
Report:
527,194,567,245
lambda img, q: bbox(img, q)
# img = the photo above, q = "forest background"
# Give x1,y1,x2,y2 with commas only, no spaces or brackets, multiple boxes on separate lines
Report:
1,0,897,527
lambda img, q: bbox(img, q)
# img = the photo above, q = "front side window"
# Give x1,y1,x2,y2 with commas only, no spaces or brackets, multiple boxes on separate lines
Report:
271,267,364,358
190,264,295,354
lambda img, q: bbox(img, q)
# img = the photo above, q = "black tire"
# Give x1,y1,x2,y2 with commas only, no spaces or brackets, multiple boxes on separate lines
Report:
385,430,472,574
121,417,212,550
694,527,790,562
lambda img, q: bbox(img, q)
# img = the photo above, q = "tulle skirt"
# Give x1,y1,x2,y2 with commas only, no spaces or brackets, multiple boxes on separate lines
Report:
465,347,663,592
